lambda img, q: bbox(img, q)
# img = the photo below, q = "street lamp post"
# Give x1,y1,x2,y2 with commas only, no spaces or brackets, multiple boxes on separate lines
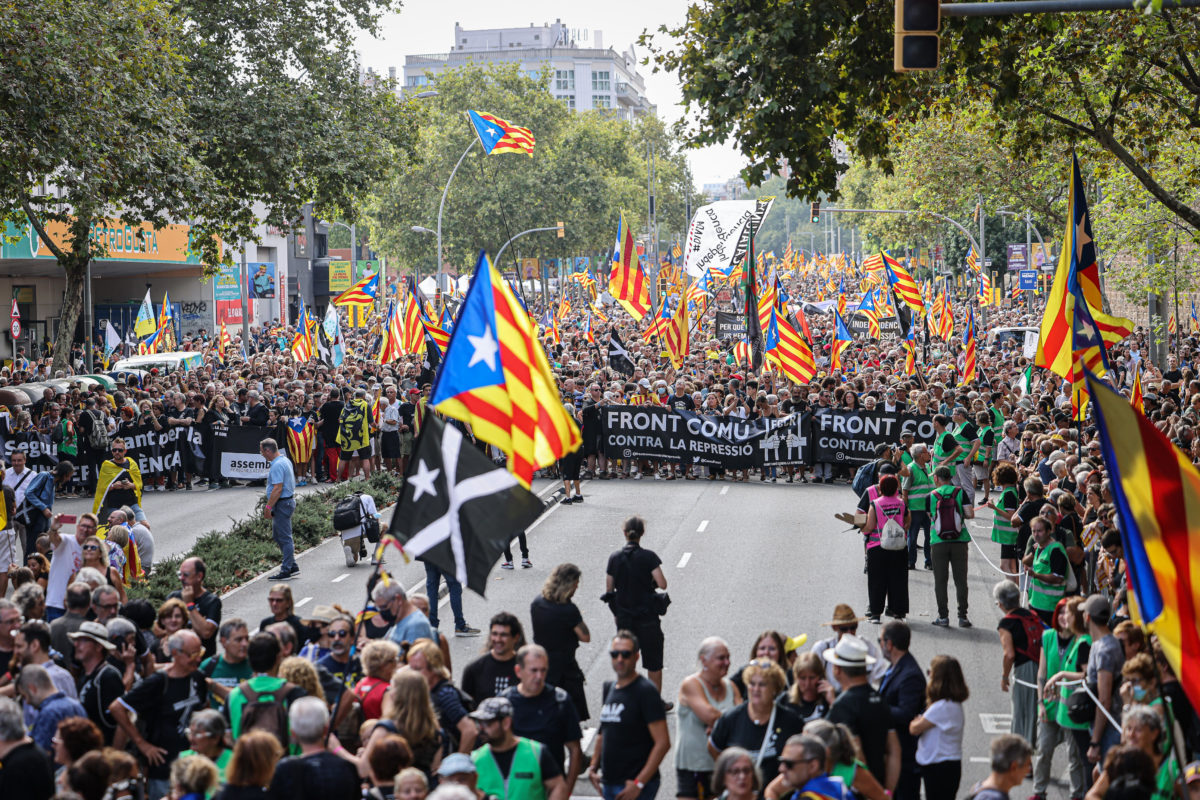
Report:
437,133,478,293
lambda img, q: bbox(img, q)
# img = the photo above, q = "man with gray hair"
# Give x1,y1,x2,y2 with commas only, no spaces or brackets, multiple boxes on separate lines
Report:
964,733,1032,799
504,643,584,789
993,580,1040,750
0,695,54,798
266,696,360,799
110,630,208,800
16,663,86,752
260,438,297,581
775,734,850,799
373,579,434,647
91,584,122,625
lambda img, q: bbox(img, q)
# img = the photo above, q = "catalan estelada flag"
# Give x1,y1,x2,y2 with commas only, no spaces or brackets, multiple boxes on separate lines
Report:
883,252,924,316
333,272,379,306
663,290,689,369
610,212,650,320
467,110,536,156
1037,154,1133,381
1131,361,1144,413
1087,370,1200,714
218,321,231,364
831,310,852,372
431,251,580,488
290,328,313,362
286,416,316,466
960,304,976,385
966,245,980,274
402,294,424,354
764,304,815,385
378,300,405,365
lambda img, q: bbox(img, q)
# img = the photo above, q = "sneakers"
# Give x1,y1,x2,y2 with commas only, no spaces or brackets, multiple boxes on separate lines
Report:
958,617,973,629
573,495,584,504
268,566,299,581
560,494,574,505
521,558,533,569
155,484,165,492
455,625,481,637
866,615,882,624
633,472,642,480
500,561,514,570
344,545,357,568
932,617,950,627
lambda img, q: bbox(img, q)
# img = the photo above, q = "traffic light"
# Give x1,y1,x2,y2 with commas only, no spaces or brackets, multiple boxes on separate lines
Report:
894,0,940,72
810,202,820,224
556,220,565,238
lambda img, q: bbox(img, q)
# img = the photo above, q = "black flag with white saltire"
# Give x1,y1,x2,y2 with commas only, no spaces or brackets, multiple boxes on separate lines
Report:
607,329,636,376
389,415,545,595
419,331,441,387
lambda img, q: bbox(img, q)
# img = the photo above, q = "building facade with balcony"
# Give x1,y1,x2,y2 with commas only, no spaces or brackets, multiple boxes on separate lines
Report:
402,20,656,121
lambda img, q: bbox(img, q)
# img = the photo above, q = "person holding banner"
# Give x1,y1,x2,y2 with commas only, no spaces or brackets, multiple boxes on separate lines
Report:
92,439,143,525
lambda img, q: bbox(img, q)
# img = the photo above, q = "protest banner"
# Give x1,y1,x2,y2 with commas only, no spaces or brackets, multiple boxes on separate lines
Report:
714,311,748,341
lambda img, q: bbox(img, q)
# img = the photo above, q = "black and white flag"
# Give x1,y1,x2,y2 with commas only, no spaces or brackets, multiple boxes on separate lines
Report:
607,329,635,376
389,415,544,595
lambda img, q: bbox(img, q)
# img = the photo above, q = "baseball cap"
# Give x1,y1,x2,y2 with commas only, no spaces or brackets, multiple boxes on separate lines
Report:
468,696,513,721
437,753,477,777
1082,594,1111,622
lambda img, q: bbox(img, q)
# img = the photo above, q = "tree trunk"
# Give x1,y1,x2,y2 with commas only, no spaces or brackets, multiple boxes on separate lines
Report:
53,257,87,374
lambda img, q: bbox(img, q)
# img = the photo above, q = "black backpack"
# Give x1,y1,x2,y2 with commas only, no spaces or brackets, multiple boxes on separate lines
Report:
333,493,378,542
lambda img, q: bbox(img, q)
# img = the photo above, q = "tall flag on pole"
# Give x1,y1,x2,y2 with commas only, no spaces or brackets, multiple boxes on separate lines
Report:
610,212,651,320
744,213,763,370
466,110,536,156
882,252,924,316
831,311,852,372
1086,370,1200,715
764,305,816,385
430,252,581,489
134,290,156,338
218,321,232,363
104,321,122,357
387,415,545,596
1037,153,1134,382
378,300,405,364
663,290,689,368
607,329,635,376
961,305,977,385
966,245,980,274
1131,362,1144,413
158,292,176,349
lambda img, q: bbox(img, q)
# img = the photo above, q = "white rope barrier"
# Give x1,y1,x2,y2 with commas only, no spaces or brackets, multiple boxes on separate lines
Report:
968,534,1025,579
1009,677,1120,729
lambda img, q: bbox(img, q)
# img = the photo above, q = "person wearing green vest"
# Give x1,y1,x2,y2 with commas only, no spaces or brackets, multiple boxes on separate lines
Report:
972,410,996,503
948,407,980,506
224,632,306,743
1083,704,1181,800
926,466,973,628
900,442,934,571
1031,597,1088,800
469,696,566,800
985,464,1022,579
180,709,233,787
1023,517,1069,628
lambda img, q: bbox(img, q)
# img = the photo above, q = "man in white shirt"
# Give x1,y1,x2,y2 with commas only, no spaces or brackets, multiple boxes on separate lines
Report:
4,451,34,525
45,513,97,621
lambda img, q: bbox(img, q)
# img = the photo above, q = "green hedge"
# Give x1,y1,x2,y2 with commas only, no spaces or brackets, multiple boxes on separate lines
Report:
128,472,403,606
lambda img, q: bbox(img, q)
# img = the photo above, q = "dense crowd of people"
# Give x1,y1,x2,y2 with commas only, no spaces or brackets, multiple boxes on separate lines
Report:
0,259,1196,800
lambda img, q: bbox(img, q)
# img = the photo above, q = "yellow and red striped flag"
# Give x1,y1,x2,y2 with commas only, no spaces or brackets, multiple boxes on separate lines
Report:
882,252,924,316
663,292,689,368
402,294,424,353
378,300,405,364
467,110,536,156
960,305,977,385
610,212,650,320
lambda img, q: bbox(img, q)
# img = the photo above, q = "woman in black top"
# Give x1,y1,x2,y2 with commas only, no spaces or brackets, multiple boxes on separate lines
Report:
205,395,233,488
531,562,590,720
258,585,312,647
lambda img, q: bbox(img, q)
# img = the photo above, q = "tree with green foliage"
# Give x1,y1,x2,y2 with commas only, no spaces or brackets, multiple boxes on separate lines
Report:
365,63,703,283
0,0,415,371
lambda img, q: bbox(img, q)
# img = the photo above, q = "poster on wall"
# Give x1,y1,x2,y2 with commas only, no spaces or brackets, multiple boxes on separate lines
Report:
329,260,352,293
214,262,242,324
247,262,276,299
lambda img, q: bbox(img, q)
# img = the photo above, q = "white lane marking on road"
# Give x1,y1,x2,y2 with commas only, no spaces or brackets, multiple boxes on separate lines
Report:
968,757,990,764
719,486,729,495
439,594,450,608
332,573,349,583
696,520,709,532
979,713,1013,734
295,596,312,608
677,552,692,569
580,727,598,755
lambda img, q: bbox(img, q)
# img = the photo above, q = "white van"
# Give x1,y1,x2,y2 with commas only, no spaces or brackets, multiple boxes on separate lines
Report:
112,351,204,374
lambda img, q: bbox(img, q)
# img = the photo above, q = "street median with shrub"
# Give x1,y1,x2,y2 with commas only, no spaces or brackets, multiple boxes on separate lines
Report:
129,472,403,606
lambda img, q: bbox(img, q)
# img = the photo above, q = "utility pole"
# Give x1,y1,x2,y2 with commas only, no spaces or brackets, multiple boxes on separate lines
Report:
978,195,987,328
1024,211,1033,307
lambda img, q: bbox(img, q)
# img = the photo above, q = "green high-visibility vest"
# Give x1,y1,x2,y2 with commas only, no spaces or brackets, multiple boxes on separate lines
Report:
905,455,933,512
1029,540,1067,611
991,486,1020,545
473,738,547,800
1055,634,1092,730
1041,628,1071,719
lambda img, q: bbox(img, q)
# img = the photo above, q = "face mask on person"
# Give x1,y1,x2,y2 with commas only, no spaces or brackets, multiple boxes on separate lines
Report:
1131,684,1148,702
378,606,397,624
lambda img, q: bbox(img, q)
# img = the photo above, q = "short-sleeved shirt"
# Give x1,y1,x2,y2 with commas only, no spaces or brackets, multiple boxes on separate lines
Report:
709,702,806,780
599,676,666,783
267,454,295,501
826,683,894,785
462,654,518,703
78,661,125,743
387,609,433,647
200,656,254,711
46,534,83,609
606,544,662,620
118,670,208,779
504,684,583,770
0,741,54,800
914,699,964,765
1086,634,1126,716
267,751,360,800
430,678,470,747
1012,497,1049,552
167,588,222,658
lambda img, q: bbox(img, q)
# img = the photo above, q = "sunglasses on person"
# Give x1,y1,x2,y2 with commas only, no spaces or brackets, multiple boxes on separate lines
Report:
82,544,100,551
609,649,635,660
330,629,352,639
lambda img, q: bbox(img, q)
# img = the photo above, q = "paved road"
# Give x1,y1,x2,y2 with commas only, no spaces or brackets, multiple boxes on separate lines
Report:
213,475,1075,799
52,480,326,563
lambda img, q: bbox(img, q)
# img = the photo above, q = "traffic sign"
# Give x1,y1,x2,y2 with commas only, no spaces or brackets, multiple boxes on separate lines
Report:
9,298,19,339
1019,270,1037,291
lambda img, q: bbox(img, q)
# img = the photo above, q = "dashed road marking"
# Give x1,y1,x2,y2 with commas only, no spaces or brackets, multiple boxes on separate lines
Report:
719,486,729,495
295,596,312,608
697,520,709,532
332,573,349,583
969,757,990,764
979,713,1013,734
677,552,692,569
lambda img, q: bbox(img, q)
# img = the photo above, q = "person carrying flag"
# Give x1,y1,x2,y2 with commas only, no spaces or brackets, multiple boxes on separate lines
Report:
336,388,375,481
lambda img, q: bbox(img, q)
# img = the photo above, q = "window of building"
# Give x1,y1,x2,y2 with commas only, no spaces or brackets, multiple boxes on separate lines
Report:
592,70,610,91
555,69,575,91
556,94,576,110
461,38,467,43
592,95,611,109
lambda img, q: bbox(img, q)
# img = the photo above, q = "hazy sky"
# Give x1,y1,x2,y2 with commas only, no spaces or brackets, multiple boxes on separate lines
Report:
351,0,746,188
